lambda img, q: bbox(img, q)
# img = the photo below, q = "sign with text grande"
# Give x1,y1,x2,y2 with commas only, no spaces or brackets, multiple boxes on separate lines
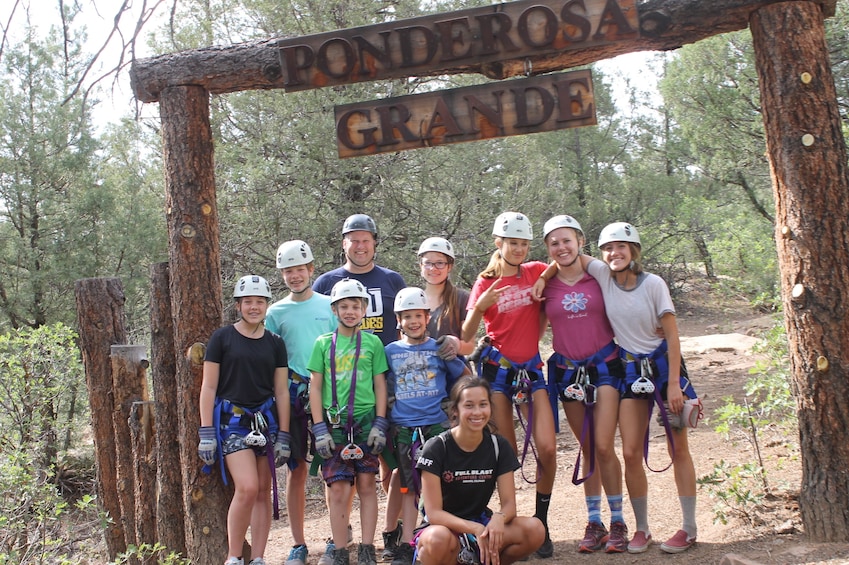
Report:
335,70,595,158
276,0,637,91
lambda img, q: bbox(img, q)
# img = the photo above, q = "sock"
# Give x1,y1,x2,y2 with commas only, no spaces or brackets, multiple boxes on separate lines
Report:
535,492,552,531
586,495,602,525
680,496,697,537
607,494,624,524
631,496,650,534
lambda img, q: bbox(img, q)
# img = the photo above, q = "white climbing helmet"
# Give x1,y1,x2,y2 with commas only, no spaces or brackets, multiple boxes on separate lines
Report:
394,287,429,313
276,240,314,268
417,237,455,259
330,278,370,307
598,222,641,248
492,212,533,240
233,275,272,299
542,215,584,240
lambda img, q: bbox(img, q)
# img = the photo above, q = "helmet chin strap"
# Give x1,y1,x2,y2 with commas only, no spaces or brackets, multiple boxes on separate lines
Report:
401,328,428,343
499,251,522,268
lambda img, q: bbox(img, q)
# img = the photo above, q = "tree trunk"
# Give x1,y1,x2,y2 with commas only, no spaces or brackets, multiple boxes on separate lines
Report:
160,85,229,563
130,400,157,564
111,345,150,561
751,1,849,542
73,278,127,558
149,262,188,557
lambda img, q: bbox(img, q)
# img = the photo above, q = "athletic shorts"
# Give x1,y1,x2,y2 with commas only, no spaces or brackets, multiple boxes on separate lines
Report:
320,444,380,485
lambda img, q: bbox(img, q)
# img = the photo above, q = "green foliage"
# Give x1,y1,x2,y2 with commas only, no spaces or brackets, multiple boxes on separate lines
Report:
0,451,103,564
699,320,797,525
714,321,796,437
697,460,766,525
0,13,166,334
0,324,98,563
110,543,190,565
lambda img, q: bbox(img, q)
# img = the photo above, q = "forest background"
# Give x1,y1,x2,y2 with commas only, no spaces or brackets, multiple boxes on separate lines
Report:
0,0,847,562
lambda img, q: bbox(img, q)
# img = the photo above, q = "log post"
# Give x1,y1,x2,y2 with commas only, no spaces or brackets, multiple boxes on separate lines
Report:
160,85,229,563
750,1,849,542
149,262,188,557
110,344,150,560
74,277,127,558
130,399,157,563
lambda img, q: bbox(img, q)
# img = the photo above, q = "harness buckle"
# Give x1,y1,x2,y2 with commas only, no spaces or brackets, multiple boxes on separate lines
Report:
631,375,655,395
341,428,364,460
326,406,343,428
512,370,531,405
244,412,269,447
564,382,585,402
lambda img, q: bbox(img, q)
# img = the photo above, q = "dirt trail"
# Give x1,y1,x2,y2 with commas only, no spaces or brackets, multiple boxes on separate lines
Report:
260,294,849,565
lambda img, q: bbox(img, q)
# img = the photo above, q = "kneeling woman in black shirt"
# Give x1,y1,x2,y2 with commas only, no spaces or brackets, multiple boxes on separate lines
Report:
414,376,544,565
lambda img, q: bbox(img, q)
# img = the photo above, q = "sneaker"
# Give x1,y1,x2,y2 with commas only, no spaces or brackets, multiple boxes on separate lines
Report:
380,522,402,561
224,559,243,565
248,559,266,565
333,547,351,565
535,533,554,558
285,544,309,565
318,541,336,565
627,530,652,554
605,522,628,553
660,529,696,554
578,522,609,553
390,542,414,565
358,543,377,565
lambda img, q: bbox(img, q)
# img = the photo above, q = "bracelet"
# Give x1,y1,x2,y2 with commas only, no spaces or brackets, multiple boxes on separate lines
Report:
492,511,504,517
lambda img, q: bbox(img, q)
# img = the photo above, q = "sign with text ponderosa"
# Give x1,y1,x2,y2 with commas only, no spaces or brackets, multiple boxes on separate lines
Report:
276,0,638,91
335,70,595,158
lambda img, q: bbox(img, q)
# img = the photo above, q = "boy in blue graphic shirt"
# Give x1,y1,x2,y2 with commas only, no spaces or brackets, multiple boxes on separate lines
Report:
383,287,469,565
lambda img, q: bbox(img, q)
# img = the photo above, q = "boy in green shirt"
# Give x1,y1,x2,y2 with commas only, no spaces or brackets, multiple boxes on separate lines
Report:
308,278,389,565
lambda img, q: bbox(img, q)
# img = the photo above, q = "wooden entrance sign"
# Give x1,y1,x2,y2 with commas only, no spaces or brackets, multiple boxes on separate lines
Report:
335,70,596,157
277,0,637,91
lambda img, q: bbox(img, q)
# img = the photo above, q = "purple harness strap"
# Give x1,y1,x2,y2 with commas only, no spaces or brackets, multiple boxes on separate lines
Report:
643,363,675,473
572,387,597,485
330,329,362,434
513,370,539,485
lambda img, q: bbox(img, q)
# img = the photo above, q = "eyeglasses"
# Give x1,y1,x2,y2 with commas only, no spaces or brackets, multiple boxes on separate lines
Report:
422,261,448,270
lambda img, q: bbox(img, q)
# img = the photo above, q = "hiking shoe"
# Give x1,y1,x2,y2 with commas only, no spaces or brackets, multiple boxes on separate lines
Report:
660,529,696,554
578,521,609,553
285,544,309,565
605,521,628,553
224,559,243,565
390,541,414,565
380,522,402,561
627,530,652,554
333,547,351,565
535,533,554,558
318,541,336,565
358,543,377,565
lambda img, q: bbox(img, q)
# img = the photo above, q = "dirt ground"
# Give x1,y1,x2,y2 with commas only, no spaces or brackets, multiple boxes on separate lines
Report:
260,285,849,565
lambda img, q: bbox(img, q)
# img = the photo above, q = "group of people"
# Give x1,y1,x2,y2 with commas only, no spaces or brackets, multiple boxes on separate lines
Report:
197,211,701,565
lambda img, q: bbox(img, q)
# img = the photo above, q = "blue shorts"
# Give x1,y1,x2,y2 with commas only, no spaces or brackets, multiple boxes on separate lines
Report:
548,355,626,402
479,354,546,396
221,430,276,457
621,358,697,401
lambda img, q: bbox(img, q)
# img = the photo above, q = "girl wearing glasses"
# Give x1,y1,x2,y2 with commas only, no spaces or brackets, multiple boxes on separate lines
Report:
417,237,475,358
